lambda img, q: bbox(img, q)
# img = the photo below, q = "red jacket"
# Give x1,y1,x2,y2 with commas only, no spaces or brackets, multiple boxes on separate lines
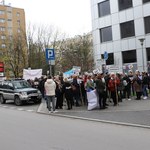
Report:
108,77,120,92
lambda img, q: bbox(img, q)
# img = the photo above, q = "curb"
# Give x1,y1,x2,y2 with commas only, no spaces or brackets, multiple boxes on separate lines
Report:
37,103,150,129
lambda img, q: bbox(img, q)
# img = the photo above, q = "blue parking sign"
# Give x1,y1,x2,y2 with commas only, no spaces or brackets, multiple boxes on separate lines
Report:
46,48,55,61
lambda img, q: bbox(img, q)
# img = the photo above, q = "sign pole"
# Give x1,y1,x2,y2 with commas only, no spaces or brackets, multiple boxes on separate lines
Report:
49,61,52,76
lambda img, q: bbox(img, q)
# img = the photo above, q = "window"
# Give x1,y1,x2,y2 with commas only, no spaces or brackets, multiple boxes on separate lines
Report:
9,35,13,40
98,0,110,17
122,50,136,63
101,53,114,65
120,20,135,38
17,12,19,16
17,28,21,33
144,16,150,34
0,10,5,15
1,35,6,40
0,27,5,31
17,20,20,26
147,48,150,61
100,26,112,42
143,0,150,4
7,11,12,14
0,18,5,23
8,19,11,21
1,44,6,48
118,0,133,11
8,27,12,34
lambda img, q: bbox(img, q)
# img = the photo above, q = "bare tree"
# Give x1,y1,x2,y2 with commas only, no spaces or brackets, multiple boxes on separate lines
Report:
2,29,28,78
55,33,94,73
27,24,66,75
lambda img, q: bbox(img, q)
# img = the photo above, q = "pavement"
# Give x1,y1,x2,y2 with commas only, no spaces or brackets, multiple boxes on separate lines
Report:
37,97,150,129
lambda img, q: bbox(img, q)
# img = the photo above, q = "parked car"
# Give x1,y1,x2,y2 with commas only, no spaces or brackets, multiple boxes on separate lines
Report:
0,79,42,106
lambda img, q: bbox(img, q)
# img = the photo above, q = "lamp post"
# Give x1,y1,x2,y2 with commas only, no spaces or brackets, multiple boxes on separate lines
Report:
139,38,145,71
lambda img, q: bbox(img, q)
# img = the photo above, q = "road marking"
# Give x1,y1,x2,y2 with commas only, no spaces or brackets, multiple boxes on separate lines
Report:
0,105,35,113
17,108,24,111
2,105,8,108
26,110,34,112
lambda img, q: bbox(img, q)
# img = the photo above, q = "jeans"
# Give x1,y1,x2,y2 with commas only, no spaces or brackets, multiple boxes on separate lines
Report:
142,84,148,97
46,95,56,111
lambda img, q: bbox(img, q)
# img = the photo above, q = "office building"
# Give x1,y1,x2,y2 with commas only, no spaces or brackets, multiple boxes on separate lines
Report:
91,0,150,73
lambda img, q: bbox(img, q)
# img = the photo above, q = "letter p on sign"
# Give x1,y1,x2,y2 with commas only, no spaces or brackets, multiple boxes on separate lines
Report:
46,48,55,61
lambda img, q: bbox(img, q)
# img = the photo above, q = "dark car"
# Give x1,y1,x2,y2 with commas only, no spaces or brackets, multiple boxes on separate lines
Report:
0,79,42,106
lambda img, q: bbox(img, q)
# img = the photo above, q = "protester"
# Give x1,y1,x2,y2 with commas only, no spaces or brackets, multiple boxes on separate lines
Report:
133,71,142,100
141,72,149,99
72,75,81,106
54,76,64,109
95,72,107,109
108,73,120,106
39,76,46,99
44,75,57,113
85,74,95,92
62,78,73,110
122,73,131,100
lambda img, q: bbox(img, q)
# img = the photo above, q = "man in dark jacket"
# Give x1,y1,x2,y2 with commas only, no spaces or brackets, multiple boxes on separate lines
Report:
95,73,107,109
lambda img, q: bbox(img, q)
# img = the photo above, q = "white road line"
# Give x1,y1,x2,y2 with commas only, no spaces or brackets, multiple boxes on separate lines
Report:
2,106,8,108
26,110,34,112
17,108,24,111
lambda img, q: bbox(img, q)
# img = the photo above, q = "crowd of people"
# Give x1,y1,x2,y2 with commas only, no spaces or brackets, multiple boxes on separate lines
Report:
27,69,150,113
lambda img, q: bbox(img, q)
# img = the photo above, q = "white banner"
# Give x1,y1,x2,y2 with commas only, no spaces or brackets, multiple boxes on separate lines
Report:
23,69,42,80
87,90,99,110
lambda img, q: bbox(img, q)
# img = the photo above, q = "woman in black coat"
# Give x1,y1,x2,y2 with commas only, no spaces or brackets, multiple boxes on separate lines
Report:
62,78,73,110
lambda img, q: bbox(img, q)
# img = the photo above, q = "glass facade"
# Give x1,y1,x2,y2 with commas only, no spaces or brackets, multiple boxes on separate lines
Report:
118,0,133,11
122,50,136,63
143,0,150,4
100,26,112,42
120,20,135,38
98,0,110,17
102,53,114,65
144,16,150,34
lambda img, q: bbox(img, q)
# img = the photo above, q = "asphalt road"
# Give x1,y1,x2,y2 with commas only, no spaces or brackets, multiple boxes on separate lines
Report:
0,100,40,112
0,107,150,150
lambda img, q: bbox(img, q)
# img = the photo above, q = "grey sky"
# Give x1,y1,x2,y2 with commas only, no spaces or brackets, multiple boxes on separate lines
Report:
6,0,92,37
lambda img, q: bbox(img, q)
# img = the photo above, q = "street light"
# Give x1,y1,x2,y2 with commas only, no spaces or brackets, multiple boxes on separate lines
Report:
139,38,145,71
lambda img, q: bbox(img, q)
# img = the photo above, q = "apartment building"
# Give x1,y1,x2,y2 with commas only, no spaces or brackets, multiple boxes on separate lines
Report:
91,0,150,73
0,4,26,77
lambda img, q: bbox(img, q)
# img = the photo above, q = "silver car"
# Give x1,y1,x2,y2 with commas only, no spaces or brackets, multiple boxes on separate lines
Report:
0,79,42,106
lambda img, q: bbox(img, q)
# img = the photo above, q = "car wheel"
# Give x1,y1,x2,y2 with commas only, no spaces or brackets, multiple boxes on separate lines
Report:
14,96,22,106
0,94,6,104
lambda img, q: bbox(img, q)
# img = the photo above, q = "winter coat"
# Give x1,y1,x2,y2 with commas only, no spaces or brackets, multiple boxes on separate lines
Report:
108,77,120,92
95,78,106,93
44,79,56,96
62,81,73,99
133,77,142,92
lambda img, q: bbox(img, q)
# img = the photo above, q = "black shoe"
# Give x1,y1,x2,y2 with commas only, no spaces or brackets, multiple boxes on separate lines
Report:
106,103,109,106
135,98,140,100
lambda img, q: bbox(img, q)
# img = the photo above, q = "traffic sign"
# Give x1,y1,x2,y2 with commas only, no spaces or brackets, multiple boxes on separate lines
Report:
46,48,55,61
104,51,108,60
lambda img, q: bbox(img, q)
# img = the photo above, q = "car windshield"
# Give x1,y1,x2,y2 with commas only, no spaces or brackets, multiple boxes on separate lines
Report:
13,80,31,89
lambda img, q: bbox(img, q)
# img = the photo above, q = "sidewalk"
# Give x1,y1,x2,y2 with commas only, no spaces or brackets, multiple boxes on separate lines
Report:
37,97,150,128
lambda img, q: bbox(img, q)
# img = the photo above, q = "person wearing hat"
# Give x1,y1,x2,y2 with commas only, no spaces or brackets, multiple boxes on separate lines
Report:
95,72,107,109
108,73,120,106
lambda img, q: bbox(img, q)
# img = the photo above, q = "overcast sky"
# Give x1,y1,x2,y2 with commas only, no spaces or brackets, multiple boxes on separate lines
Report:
5,0,92,37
